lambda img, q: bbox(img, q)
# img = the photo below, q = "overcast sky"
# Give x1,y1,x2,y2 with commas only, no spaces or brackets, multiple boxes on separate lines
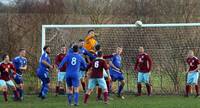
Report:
0,0,14,5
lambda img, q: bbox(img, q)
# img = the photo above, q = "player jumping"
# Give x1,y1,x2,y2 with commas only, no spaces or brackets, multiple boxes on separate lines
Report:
134,47,152,96
185,50,200,97
59,44,87,106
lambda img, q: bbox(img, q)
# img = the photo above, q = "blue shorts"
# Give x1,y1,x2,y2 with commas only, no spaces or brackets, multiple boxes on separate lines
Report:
110,68,124,81
187,71,199,85
0,80,6,87
79,70,85,79
137,72,150,84
88,78,107,90
37,72,50,84
14,74,23,84
66,74,80,88
57,72,66,82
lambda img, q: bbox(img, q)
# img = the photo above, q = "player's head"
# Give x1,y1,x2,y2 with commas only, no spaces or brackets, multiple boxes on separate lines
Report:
188,50,194,58
73,44,79,53
139,46,144,53
61,45,67,54
116,46,123,55
43,45,51,54
88,29,95,36
95,44,101,51
96,51,103,57
19,48,26,57
78,39,84,48
2,54,9,62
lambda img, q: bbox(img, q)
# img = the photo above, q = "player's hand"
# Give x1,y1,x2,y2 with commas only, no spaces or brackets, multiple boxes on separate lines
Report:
108,76,112,81
13,74,16,78
49,65,54,69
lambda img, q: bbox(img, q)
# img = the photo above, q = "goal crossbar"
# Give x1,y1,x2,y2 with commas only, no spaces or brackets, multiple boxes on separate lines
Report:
41,23,200,53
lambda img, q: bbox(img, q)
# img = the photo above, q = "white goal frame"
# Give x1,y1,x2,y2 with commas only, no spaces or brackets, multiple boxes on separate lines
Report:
41,23,200,53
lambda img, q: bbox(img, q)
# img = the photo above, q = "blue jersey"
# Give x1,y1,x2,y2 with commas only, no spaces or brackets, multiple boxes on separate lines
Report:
12,56,27,75
67,47,95,60
59,53,87,75
110,54,122,69
37,52,51,74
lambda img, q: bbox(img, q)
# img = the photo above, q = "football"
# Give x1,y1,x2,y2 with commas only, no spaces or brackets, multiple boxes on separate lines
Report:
135,20,143,27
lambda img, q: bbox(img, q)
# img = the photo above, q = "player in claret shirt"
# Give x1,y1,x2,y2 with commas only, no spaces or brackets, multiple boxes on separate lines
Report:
55,46,67,96
12,48,27,100
0,54,20,101
134,47,152,96
185,50,200,97
84,51,110,104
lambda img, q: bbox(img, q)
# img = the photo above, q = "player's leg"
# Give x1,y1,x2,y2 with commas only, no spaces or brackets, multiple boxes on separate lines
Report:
66,76,73,105
14,75,24,100
38,73,50,99
84,79,96,104
6,80,20,100
98,78,109,104
192,72,199,97
185,72,192,97
144,73,152,96
136,72,143,96
0,80,8,102
56,72,65,96
80,71,86,92
97,70,110,100
116,72,125,98
72,75,81,106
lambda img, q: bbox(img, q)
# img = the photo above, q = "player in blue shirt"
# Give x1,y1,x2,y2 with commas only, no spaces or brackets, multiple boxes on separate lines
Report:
36,45,54,99
59,44,87,106
67,40,95,92
109,47,125,99
12,48,27,100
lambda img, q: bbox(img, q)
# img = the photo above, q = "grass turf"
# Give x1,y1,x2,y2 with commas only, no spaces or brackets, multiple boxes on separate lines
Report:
1,94,200,108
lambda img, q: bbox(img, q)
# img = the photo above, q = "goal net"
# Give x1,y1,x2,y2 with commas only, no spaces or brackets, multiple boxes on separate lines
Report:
43,23,200,95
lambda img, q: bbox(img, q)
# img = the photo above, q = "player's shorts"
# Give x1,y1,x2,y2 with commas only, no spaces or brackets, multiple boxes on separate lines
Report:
109,68,124,81
0,80,6,87
14,74,23,84
103,69,108,78
88,78,107,90
187,71,199,85
137,72,150,84
66,73,80,88
57,72,66,82
37,72,50,84
6,80,15,87
79,70,85,79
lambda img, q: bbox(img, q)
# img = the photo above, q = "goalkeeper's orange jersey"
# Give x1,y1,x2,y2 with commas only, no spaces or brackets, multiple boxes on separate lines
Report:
84,34,97,53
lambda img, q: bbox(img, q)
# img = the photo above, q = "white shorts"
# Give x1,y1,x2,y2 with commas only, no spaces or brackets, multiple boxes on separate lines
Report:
187,71,199,85
88,78,107,90
6,80,15,87
58,72,66,82
103,69,108,78
0,80,6,87
137,72,151,84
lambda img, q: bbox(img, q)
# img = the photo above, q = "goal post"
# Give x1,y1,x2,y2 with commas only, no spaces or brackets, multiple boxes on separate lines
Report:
41,23,200,94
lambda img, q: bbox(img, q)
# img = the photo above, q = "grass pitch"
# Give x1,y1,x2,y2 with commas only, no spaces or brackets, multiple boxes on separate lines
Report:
1,94,200,108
